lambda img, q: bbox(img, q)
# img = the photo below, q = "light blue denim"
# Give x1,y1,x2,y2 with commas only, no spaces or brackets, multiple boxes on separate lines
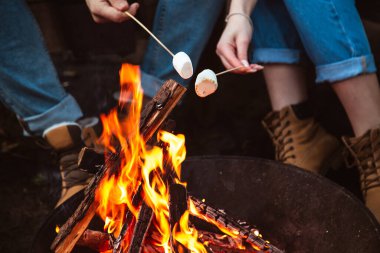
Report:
0,0,83,135
251,0,377,83
141,0,226,98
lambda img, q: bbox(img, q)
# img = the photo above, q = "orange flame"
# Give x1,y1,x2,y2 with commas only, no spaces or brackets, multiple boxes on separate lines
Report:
173,211,207,253
95,63,206,252
96,64,144,238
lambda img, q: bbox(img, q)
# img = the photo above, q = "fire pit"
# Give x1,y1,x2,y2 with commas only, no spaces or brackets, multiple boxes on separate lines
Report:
31,64,380,252
32,156,380,252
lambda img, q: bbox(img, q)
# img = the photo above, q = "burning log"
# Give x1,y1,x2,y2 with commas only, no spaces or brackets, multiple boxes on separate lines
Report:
76,229,112,251
198,231,258,253
51,79,186,253
78,147,104,173
189,197,283,253
128,203,154,253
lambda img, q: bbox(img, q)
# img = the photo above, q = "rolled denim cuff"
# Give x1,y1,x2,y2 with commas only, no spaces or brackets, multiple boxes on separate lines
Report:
316,54,377,83
252,48,302,64
141,71,164,98
23,94,83,135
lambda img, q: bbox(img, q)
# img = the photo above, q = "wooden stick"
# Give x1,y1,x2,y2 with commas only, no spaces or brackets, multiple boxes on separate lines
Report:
51,80,186,253
124,11,175,57
215,66,244,76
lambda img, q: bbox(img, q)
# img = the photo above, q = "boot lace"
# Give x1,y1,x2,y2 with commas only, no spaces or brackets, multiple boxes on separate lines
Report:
346,133,380,195
264,111,295,162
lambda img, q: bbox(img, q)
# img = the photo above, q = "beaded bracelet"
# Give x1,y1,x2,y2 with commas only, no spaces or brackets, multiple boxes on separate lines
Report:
225,12,253,29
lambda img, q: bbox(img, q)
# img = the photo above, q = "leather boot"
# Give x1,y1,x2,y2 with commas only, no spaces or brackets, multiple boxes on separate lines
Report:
262,105,342,174
43,123,93,207
342,128,380,223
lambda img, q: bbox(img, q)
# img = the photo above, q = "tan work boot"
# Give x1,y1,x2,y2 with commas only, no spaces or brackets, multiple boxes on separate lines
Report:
342,128,380,223
262,105,342,174
43,123,93,207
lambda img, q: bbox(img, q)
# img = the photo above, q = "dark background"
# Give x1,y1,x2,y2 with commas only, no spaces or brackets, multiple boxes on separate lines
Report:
0,0,379,252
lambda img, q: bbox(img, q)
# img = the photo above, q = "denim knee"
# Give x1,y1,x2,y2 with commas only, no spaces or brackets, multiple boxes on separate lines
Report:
251,0,377,83
141,0,224,88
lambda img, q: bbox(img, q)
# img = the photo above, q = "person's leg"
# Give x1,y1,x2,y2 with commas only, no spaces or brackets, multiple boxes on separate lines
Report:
333,74,380,136
0,0,83,135
252,0,341,174
140,0,225,98
263,64,308,111
282,0,380,222
0,0,91,206
252,0,308,109
281,0,380,136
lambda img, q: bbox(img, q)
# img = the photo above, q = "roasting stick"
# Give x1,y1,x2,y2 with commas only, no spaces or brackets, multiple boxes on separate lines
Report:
124,11,193,79
195,64,263,97
195,66,244,98
124,11,174,57
215,65,245,76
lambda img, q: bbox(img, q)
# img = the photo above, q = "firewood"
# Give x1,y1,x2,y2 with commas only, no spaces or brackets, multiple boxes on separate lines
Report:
169,183,189,253
128,202,154,253
78,147,104,174
76,229,112,251
189,196,284,253
51,80,186,253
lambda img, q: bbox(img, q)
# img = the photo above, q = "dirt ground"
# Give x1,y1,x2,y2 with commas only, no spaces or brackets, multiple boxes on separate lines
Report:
1,1,379,252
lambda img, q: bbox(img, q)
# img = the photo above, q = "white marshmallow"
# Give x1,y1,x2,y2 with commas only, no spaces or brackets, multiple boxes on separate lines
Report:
195,69,218,97
172,52,193,79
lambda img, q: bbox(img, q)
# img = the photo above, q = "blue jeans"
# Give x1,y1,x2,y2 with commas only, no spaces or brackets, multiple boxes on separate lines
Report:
141,0,226,98
251,0,377,83
0,0,83,135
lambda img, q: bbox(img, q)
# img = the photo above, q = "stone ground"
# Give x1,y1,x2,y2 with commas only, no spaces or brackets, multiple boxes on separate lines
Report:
1,1,379,252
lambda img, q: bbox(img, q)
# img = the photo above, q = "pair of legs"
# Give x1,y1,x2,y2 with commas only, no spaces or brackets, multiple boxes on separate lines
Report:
251,0,380,137
251,0,380,222
264,64,380,137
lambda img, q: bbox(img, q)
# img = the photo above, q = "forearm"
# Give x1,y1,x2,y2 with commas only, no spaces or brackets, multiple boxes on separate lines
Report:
228,0,258,15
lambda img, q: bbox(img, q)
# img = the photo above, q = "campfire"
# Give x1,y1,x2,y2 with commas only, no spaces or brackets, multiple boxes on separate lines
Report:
51,64,283,253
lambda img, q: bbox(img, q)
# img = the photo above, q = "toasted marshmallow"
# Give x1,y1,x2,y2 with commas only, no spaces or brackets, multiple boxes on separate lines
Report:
172,52,193,79
195,69,218,97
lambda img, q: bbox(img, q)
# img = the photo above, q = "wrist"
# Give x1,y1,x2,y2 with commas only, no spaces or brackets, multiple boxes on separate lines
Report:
228,0,257,15
225,13,253,30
